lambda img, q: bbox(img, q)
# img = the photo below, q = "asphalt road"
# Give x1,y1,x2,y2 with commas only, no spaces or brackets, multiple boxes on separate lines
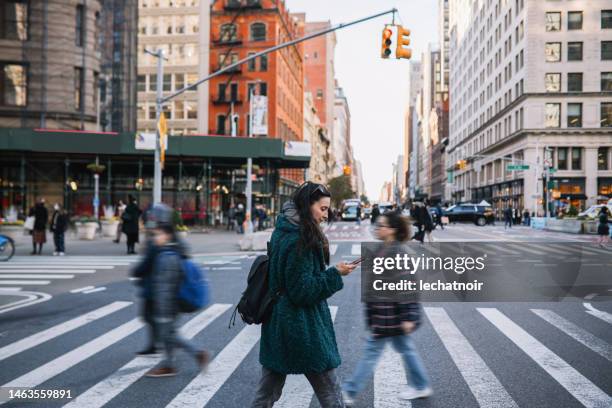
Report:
0,222,610,408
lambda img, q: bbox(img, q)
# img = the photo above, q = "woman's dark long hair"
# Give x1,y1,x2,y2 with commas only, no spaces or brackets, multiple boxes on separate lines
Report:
292,182,331,264
382,211,411,242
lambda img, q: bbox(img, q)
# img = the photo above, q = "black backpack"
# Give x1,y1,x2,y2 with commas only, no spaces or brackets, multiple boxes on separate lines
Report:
229,243,282,327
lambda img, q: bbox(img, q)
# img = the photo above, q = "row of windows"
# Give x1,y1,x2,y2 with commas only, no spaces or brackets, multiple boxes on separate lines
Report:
137,73,199,93
545,103,612,129
544,72,612,93
137,101,198,121
218,23,267,43
138,43,198,66
140,0,199,7
545,41,612,62
545,10,612,32
138,16,200,36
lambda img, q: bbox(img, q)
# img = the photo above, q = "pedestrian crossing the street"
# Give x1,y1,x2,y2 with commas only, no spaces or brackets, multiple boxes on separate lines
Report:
0,301,609,407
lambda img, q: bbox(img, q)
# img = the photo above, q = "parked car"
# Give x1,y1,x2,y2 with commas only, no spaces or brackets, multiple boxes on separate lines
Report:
443,204,494,226
362,207,372,219
578,204,612,219
378,202,394,214
341,205,359,221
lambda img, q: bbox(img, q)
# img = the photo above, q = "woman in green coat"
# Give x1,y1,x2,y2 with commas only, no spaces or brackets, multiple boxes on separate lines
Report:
252,182,357,408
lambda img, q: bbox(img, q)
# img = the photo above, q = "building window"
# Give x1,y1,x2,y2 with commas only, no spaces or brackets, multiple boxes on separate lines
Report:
247,52,256,71
545,73,561,92
602,10,612,29
230,83,238,101
218,83,227,101
602,41,612,60
598,147,609,170
545,12,561,31
316,89,323,99
218,53,238,68
137,75,146,92
545,103,560,128
219,23,237,42
186,102,196,119
568,11,582,30
163,74,171,91
567,103,582,128
0,1,28,40
0,62,27,106
149,74,157,92
148,105,156,120
259,82,267,96
75,5,84,46
250,22,266,41
557,147,568,170
567,73,582,92
567,42,583,61
602,72,612,91
174,101,184,119
259,55,268,72
247,82,255,99
74,67,83,110
602,103,612,127
545,43,561,62
571,148,582,170
216,115,226,135
93,71,99,109
175,73,184,90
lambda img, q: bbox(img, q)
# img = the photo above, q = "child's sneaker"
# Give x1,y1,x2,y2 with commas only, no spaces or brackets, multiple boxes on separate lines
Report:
399,386,433,400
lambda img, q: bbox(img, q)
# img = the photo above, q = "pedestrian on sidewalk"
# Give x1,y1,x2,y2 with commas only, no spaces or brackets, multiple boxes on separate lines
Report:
29,198,48,255
596,207,610,247
131,204,209,377
50,203,68,256
423,202,435,243
122,195,142,254
504,204,513,229
252,181,357,408
370,204,380,225
227,205,236,231
235,204,245,234
113,200,126,243
434,203,444,230
342,212,432,405
356,205,362,226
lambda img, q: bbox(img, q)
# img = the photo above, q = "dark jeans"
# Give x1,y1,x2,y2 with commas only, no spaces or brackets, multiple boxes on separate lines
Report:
141,299,156,350
504,218,512,228
53,231,65,253
126,232,138,253
251,366,344,408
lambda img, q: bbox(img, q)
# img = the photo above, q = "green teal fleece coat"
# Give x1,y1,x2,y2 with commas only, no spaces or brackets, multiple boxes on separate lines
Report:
259,215,344,374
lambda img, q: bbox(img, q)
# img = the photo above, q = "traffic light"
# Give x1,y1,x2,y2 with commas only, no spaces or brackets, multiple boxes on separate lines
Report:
343,165,352,176
395,25,412,59
381,26,394,59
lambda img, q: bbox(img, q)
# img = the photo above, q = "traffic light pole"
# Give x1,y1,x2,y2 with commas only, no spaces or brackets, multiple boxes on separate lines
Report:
145,48,166,205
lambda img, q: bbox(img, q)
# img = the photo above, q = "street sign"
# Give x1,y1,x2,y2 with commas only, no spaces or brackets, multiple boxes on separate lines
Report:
93,197,99,207
506,164,529,171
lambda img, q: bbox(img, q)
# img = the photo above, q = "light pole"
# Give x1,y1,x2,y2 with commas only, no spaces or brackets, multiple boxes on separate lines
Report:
245,83,259,234
144,48,166,204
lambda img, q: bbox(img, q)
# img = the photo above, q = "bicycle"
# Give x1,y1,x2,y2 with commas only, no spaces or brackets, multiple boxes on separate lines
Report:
0,234,15,261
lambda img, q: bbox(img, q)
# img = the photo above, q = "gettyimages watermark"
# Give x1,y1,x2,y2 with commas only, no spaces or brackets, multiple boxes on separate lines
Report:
360,242,612,302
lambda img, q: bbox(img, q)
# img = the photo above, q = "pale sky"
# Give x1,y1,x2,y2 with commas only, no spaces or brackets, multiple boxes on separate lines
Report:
286,0,439,199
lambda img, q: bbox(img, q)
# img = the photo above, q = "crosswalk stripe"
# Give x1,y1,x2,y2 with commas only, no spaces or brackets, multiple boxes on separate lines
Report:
507,244,546,256
478,308,612,408
342,226,349,230
0,280,50,285
0,301,132,362
0,265,115,269
167,324,261,408
3,318,143,389
584,303,612,325
329,244,338,256
531,309,612,362
63,303,232,408
82,287,106,294
425,307,518,408
374,346,412,408
274,306,338,408
483,244,518,255
329,225,337,231
0,274,75,279
0,270,95,274
351,244,360,255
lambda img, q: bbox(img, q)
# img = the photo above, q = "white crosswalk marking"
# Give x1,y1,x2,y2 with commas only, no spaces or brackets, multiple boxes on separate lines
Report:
0,274,75,279
0,301,132,362
584,303,612,325
0,280,50,285
3,319,143,389
167,324,261,408
531,309,612,362
63,303,232,408
483,244,518,255
274,306,338,408
351,244,360,255
374,346,412,408
342,226,349,230
0,270,95,274
329,244,338,256
478,308,612,408
0,265,115,269
425,307,518,408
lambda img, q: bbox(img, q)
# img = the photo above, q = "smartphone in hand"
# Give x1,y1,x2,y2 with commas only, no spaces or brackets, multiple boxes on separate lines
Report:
350,257,364,265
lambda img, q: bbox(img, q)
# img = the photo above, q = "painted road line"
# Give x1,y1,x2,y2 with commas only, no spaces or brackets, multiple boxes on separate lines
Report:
0,290,52,315
584,303,612,325
0,270,95,274
0,280,50,286
351,244,361,255
211,267,241,271
0,301,132,362
478,308,611,408
70,286,95,294
0,274,75,279
275,306,338,408
63,303,232,408
425,307,518,408
374,346,412,408
0,265,115,269
166,324,261,408
507,244,549,257
3,319,143,389
0,287,20,291
531,309,612,362
82,287,106,294
342,225,349,230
